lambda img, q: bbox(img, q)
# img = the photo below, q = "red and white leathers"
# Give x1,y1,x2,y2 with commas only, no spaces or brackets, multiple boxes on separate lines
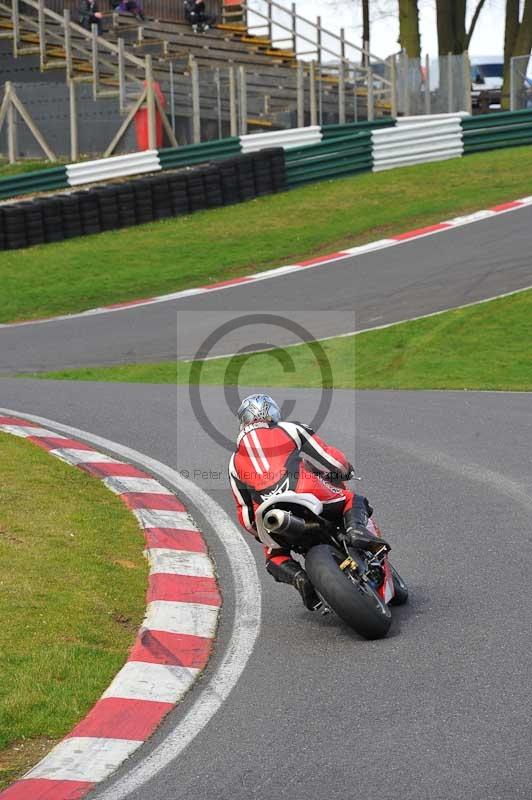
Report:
228,420,354,568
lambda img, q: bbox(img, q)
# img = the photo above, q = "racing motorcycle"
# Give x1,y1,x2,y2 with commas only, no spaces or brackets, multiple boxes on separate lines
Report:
255,490,408,640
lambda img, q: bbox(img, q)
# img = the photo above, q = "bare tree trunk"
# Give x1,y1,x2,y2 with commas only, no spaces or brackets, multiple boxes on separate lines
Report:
502,0,520,108
502,0,532,110
398,0,421,58
436,0,455,54
513,0,532,54
454,0,467,52
437,0,484,54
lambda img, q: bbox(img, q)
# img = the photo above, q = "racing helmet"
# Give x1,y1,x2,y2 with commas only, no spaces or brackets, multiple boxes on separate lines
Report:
237,394,281,429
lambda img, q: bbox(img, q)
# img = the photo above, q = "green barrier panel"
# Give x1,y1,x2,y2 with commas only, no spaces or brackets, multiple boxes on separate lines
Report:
463,120,532,139
285,130,372,187
463,125,532,153
321,119,395,139
286,149,372,176
461,109,532,154
285,132,372,161
465,133,532,154
285,132,372,162
286,145,372,168
464,128,532,149
158,138,241,168
0,166,68,200
286,146,372,166
159,136,240,155
286,160,372,187
287,157,372,179
461,109,532,130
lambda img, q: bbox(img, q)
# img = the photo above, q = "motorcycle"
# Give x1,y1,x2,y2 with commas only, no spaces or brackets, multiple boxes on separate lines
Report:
255,489,408,640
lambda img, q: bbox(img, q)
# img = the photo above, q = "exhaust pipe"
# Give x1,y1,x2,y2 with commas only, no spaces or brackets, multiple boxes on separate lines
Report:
264,509,306,535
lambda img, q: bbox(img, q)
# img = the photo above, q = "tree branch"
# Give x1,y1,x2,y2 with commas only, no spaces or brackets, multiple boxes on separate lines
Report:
465,0,488,49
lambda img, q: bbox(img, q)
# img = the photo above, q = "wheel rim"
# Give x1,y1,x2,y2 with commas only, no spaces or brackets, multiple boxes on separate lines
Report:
331,551,391,619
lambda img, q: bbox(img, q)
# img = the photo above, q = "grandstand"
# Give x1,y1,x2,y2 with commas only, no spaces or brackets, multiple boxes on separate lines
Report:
0,0,393,157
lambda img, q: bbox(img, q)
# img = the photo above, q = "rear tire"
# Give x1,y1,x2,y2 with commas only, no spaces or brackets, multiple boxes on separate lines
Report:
305,545,391,639
389,563,408,606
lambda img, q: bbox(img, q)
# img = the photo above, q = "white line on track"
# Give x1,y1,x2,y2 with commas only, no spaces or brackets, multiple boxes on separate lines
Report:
2,195,531,331
191,284,532,363
0,406,262,800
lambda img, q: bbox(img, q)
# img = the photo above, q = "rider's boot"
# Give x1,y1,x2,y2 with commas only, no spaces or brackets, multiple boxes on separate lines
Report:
343,496,390,553
266,557,322,610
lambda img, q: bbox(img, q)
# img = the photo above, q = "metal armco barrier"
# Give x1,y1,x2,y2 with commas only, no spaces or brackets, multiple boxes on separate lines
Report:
0,125,334,202
66,151,161,187
285,132,373,187
0,166,69,201
321,119,396,139
5,111,532,207
461,109,532,154
240,127,323,154
0,149,286,251
158,138,242,169
396,113,468,126
372,117,463,172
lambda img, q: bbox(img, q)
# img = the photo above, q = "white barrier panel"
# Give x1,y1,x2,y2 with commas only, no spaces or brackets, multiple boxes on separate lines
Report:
373,136,462,158
66,150,161,186
372,118,463,172
396,112,469,125
373,120,461,145
373,148,463,172
240,126,322,153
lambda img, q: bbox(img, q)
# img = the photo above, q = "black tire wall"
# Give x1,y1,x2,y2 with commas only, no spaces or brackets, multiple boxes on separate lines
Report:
0,148,286,251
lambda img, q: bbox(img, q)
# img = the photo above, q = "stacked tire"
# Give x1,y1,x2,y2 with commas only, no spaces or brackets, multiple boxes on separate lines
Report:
264,148,286,192
78,191,101,236
167,172,189,216
217,159,240,206
60,195,82,240
22,202,46,247
95,186,120,232
2,205,27,250
202,167,224,209
148,175,173,221
235,154,256,201
251,150,274,197
133,178,154,225
186,169,208,212
116,182,137,228
0,147,287,251
42,196,64,243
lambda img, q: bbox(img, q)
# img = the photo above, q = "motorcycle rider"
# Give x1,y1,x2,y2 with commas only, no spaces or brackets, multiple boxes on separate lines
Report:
229,394,388,609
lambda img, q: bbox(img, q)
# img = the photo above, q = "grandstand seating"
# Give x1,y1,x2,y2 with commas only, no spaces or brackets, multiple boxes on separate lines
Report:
0,0,387,145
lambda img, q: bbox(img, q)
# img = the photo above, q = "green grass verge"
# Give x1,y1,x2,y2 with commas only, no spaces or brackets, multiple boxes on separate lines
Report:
28,290,532,391
2,146,532,323
0,433,148,788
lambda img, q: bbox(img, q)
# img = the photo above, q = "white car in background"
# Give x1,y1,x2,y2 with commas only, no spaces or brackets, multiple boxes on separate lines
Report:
470,55,503,111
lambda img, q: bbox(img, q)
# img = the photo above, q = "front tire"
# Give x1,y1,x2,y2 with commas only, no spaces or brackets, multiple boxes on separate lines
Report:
305,545,391,639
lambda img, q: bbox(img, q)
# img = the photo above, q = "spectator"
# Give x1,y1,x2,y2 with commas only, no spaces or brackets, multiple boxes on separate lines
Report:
117,0,144,21
184,0,214,33
79,0,104,33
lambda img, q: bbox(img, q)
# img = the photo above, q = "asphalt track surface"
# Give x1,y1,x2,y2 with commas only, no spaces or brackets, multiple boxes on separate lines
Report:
1,380,532,800
2,203,532,373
